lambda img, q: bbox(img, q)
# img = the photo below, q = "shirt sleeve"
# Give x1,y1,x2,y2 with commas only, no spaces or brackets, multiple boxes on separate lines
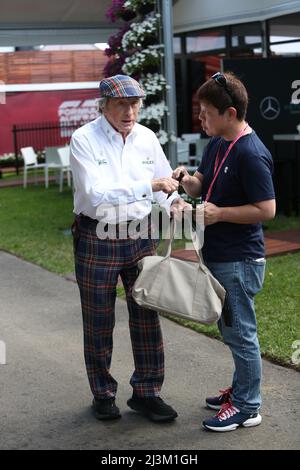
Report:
151,136,180,214
239,151,275,203
70,133,153,207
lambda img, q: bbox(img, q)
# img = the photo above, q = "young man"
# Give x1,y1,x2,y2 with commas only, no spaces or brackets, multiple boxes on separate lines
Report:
70,74,187,423
173,71,276,432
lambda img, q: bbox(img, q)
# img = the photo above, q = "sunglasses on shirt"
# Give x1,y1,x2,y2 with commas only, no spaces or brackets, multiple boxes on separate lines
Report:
211,72,235,105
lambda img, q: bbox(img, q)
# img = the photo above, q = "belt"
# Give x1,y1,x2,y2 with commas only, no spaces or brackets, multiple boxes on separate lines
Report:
76,213,154,240
78,213,137,227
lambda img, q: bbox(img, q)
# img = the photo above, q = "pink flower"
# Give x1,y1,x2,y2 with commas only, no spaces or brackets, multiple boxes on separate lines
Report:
106,0,126,23
105,24,130,56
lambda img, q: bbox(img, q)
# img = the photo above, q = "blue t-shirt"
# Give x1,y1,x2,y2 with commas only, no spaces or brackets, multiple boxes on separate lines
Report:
197,131,275,262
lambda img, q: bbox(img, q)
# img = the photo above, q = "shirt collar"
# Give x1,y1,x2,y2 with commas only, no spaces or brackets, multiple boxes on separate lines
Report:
100,115,138,143
100,115,119,142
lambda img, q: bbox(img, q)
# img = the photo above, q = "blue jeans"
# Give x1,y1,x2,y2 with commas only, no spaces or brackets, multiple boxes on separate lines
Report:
206,259,266,415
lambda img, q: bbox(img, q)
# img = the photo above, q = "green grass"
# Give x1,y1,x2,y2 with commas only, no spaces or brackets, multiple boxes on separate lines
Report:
255,253,300,368
163,252,300,371
0,171,22,180
0,185,74,274
0,185,299,369
0,168,59,182
263,216,300,232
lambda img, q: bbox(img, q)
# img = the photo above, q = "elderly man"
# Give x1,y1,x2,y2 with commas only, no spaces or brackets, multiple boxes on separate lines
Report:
70,74,186,423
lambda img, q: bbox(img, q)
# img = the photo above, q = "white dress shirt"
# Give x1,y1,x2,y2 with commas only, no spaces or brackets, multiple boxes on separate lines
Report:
70,115,179,223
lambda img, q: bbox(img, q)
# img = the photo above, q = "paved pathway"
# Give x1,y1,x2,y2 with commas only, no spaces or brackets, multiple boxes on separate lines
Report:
0,251,299,450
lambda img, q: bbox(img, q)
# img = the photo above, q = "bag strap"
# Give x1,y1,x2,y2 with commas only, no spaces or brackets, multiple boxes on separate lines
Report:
160,216,204,262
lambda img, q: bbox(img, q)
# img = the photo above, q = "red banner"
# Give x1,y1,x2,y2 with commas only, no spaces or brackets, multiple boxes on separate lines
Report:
0,88,99,155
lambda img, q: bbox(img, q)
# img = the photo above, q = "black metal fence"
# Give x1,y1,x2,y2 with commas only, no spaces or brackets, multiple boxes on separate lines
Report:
12,120,89,174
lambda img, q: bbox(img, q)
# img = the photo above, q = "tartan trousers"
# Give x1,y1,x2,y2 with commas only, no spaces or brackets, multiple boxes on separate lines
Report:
72,215,164,400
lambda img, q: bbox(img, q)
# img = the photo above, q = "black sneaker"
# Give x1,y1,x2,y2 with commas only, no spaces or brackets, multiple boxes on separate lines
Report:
92,398,121,420
127,394,178,423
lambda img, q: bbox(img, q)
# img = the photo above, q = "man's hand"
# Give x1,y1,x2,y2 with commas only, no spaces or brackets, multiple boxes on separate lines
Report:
172,166,191,186
170,198,193,218
151,177,179,194
204,202,222,226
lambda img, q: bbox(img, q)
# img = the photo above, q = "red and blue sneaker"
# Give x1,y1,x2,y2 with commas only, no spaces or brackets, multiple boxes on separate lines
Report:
205,387,232,410
203,400,262,432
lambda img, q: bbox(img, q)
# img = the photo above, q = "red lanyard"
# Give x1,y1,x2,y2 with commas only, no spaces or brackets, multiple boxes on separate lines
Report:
205,124,249,203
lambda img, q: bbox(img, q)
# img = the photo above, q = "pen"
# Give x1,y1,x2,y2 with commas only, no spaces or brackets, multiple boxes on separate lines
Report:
167,171,185,199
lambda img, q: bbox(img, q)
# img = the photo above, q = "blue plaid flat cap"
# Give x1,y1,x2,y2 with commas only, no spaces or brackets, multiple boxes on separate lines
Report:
99,74,146,98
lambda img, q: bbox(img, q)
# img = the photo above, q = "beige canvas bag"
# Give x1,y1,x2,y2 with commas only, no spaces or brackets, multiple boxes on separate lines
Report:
132,218,226,324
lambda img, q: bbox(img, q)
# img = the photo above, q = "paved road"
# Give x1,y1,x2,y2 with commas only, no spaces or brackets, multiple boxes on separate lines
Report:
0,251,299,450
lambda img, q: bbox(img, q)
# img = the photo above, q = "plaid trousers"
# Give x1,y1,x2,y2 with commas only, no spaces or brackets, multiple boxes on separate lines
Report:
72,215,164,400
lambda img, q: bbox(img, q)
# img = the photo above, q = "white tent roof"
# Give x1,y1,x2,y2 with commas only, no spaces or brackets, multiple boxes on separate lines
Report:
173,0,300,33
0,0,118,46
1,0,299,47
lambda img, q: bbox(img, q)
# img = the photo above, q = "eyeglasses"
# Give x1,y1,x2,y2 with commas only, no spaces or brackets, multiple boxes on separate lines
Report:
211,72,234,104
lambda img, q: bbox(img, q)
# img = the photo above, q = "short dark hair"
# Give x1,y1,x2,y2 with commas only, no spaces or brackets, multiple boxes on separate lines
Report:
197,71,248,121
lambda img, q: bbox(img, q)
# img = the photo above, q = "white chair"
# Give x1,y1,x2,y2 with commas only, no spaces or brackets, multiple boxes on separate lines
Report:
57,146,72,192
45,146,62,186
45,146,62,168
181,133,201,143
195,138,210,164
177,138,190,164
45,146,72,191
181,134,203,167
21,146,49,189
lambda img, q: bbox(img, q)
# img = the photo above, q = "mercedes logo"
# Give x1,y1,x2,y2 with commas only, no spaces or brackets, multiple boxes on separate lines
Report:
259,96,280,120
